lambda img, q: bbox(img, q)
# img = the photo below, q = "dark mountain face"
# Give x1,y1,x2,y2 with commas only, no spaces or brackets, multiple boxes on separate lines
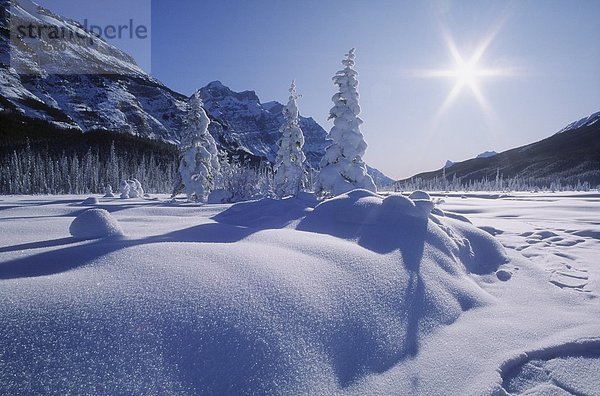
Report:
198,80,328,168
1,0,190,142
0,1,269,162
401,114,600,187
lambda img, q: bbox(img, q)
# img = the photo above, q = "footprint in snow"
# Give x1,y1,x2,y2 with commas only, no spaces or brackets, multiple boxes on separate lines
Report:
500,339,600,396
496,269,512,281
519,231,534,237
549,266,589,292
553,238,586,247
568,229,600,240
478,226,504,236
553,252,576,261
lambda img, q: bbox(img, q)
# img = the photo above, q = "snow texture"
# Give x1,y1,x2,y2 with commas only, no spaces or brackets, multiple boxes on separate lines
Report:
0,191,599,395
69,208,124,239
273,81,308,198
316,49,376,197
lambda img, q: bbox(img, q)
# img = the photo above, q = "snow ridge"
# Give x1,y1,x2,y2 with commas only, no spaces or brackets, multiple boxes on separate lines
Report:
557,111,600,134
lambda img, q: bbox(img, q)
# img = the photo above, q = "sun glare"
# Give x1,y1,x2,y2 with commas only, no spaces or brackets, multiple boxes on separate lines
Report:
456,58,478,89
417,20,515,123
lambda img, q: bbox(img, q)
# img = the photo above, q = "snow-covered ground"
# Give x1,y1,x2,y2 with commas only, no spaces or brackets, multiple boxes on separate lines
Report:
0,191,598,395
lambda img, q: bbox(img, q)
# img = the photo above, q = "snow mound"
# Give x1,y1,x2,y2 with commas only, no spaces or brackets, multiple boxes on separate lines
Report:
69,209,124,239
408,190,431,201
103,185,115,198
213,196,316,229
297,190,506,270
176,190,507,389
81,197,99,205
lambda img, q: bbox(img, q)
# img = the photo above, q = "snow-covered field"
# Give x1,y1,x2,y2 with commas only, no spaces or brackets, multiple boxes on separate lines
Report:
0,191,598,395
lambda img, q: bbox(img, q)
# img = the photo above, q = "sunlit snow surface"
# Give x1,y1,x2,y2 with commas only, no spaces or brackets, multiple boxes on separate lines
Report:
0,192,598,395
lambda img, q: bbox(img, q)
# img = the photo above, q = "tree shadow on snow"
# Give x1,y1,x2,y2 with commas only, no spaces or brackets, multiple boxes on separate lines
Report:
0,194,440,391
0,221,257,280
212,197,316,230
0,237,79,254
302,215,429,387
0,237,130,280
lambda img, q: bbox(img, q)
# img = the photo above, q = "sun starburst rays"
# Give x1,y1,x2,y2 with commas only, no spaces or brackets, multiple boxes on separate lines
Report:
416,21,515,124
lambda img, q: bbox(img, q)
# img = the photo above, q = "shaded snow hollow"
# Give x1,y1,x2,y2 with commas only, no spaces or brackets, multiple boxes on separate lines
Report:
1,190,517,394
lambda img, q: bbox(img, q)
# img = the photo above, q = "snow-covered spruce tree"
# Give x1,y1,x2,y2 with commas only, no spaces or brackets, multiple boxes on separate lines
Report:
316,48,376,197
178,92,221,202
273,81,308,198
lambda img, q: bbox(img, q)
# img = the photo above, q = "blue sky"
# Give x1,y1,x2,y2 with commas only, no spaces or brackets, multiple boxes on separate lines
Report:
36,0,600,179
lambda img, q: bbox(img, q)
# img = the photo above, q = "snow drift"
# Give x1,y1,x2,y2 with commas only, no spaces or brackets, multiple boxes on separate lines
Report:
1,191,517,394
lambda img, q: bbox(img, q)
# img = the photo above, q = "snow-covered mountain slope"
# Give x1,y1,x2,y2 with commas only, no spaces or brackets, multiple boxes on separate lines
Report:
403,111,600,187
198,81,328,167
443,151,496,170
476,150,497,159
557,111,600,134
0,0,188,142
443,160,455,169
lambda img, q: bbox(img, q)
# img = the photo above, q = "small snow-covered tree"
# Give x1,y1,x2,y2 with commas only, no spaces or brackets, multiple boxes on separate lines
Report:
178,92,221,202
119,179,130,198
316,48,376,197
273,81,307,198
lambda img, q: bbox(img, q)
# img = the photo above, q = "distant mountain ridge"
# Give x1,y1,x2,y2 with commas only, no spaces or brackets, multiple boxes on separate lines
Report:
444,151,497,169
0,0,393,187
198,80,328,168
476,151,497,159
401,112,600,187
557,111,600,134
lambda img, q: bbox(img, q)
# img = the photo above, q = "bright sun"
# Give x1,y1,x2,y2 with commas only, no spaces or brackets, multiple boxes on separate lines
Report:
433,47,499,112
419,23,514,120
456,58,479,89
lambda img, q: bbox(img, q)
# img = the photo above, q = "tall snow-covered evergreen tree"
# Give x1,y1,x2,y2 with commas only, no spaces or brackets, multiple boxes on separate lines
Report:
316,48,376,197
178,92,221,202
273,81,307,198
